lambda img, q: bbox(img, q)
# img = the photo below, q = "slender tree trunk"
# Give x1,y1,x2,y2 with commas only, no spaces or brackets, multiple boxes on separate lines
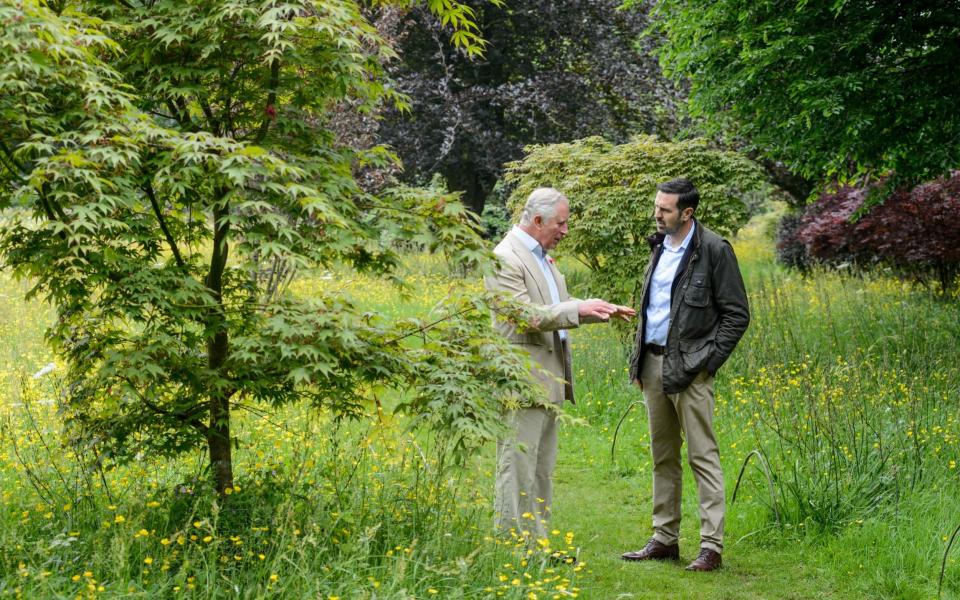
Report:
207,357,234,493
206,199,234,494
755,156,816,208
443,162,494,215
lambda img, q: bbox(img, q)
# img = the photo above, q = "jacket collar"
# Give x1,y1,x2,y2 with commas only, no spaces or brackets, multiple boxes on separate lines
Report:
646,231,665,250
505,229,550,301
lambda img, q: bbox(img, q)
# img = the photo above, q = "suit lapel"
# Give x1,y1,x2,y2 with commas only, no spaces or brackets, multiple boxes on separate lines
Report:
506,231,550,303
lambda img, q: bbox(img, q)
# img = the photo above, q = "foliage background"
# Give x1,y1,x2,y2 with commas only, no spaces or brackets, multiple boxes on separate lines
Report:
376,0,684,213
504,135,766,304
651,0,960,191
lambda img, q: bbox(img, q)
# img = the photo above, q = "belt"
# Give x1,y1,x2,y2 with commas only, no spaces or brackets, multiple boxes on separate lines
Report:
647,343,666,356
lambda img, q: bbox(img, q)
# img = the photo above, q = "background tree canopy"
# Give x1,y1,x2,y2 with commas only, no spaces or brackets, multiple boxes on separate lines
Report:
504,135,766,305
650,0,960,192
377,0,684,214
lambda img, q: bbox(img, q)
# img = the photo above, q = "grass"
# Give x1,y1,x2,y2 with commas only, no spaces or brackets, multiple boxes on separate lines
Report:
1,217,959,598
552,217,960,599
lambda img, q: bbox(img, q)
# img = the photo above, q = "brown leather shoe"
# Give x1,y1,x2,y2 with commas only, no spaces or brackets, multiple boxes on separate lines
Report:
621,538,680,562
685,548,722,571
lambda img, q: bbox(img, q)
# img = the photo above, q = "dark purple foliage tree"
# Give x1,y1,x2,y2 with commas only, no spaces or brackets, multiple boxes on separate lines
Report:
376,0,682,214
775,212,812,273
789,173,960,293
795,187,863,266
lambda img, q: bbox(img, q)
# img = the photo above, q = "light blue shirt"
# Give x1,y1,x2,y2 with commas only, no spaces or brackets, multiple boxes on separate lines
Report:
513,226,567,340
644,222,696,346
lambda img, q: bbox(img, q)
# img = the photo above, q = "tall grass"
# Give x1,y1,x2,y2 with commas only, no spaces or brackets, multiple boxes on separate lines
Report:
2,227,959,598
562,219,960,598
0,266,586,598
724,270,960,528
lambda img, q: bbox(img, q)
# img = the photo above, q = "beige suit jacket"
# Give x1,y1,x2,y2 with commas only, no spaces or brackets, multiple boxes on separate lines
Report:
486,230,599,405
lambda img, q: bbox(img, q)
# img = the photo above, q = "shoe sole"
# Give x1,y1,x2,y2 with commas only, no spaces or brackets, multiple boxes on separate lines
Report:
621,555,680,562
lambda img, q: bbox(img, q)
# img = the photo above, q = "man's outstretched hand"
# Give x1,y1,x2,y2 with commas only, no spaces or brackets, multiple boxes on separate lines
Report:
579,299,636,321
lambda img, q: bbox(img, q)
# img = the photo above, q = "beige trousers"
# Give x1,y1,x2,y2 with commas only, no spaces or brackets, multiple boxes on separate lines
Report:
641,351,725,553
494,407,558,541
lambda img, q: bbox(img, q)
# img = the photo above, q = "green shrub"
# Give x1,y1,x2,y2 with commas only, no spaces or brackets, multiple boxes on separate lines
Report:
504,135,766,305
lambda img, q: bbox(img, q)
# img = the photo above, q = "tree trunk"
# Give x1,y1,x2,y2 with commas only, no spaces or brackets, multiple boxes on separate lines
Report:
205,200,233,494
207,380,234,494
443,162,495,215
755,156,816,209
207,328,234,493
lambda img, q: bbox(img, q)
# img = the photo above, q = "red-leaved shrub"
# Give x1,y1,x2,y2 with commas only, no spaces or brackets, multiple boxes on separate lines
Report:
787,172,960,292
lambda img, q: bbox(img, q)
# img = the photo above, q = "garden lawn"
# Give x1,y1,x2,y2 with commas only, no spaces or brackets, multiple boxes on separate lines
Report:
546,218,960,599
1,217,958,598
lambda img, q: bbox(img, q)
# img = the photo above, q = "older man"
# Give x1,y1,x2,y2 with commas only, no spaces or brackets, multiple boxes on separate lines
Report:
485,187,634,544
621,177,749,571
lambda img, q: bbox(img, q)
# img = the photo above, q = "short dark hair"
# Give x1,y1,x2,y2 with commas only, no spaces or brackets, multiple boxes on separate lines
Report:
657,178,700,212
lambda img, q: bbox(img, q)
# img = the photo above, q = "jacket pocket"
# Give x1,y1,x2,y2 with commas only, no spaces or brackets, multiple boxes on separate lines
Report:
678,338,714,373
683,277,711,307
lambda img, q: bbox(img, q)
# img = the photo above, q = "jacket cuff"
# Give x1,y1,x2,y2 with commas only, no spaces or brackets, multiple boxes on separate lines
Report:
705,354,726,376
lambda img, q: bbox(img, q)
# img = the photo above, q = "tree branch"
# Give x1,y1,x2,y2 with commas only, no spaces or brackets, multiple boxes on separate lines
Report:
122,376,209,435
36,190,58,222
175,97,200,132
384,305,476,345
196,91,220,136
253,60,281,144
0,139,76,227
165,98,188,129
36,182,72,231
144,180,186,268
0,138,26,177
222,59,248,134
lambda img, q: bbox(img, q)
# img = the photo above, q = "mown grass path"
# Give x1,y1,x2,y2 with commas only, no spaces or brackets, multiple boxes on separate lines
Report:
552,426,842,599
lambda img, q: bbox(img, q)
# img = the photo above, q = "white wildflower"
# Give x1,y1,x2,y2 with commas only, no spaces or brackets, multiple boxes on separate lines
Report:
31,362,57,379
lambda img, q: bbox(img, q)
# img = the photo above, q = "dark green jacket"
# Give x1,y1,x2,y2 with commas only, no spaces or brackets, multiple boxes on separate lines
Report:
628,220,750,394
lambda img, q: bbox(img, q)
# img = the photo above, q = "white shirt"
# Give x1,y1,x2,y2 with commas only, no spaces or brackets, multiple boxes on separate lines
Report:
644,222,695,346
512,226,567,340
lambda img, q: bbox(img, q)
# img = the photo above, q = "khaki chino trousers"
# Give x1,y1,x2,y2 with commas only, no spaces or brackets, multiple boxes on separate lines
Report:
494,406,559,541
641,351,725,553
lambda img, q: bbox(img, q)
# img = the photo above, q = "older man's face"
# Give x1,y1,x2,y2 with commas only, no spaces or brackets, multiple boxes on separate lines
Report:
534,200,569,251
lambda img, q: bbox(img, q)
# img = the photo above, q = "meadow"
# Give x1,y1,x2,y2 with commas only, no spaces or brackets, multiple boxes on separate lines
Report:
1,218,958,599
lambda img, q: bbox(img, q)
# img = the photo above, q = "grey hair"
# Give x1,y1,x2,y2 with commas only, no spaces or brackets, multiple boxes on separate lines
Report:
519,187,567,226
